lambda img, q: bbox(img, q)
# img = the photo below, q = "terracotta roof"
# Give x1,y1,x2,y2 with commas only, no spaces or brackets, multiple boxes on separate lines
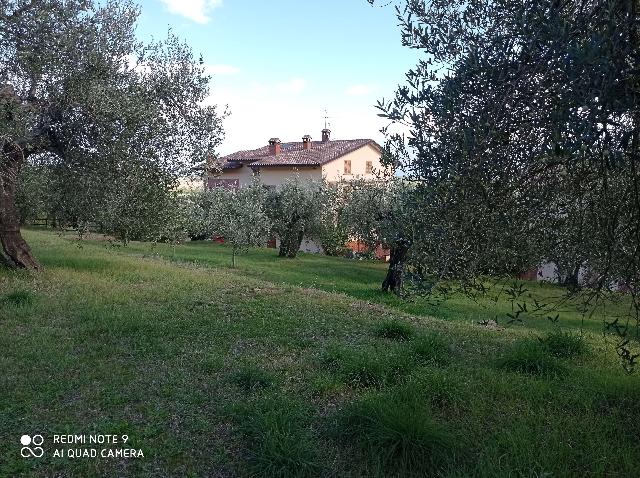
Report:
219,139,381,168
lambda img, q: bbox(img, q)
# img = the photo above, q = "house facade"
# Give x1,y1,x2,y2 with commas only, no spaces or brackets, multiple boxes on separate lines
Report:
207,129,386,189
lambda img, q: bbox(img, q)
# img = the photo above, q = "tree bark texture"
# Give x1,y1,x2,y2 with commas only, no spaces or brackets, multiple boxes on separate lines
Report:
382,241,410,296
278,230,304,258
0,142,42,270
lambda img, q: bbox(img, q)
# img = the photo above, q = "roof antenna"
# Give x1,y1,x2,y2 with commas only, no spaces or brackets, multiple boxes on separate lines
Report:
323,108,332,130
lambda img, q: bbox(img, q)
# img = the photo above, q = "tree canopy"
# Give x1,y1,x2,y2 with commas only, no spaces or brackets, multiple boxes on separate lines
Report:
0,0,224,268
372,0,639,366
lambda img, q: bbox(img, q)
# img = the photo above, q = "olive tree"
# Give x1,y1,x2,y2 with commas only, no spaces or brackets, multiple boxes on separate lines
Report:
343,179,417,295
0,0,224,269
265,178,326,258
317,182,350,257
373,0,640,366
205,182,271,267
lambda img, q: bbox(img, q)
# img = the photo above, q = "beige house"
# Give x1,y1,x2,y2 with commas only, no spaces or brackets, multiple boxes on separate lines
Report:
207,129,385,188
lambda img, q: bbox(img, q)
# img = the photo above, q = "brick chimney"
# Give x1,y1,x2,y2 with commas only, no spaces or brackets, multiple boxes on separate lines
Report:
302,134,312,150
268,137,281,155
321,128,331,142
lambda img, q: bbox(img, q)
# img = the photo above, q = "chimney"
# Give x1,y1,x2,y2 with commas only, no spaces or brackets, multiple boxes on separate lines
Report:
268,137,281,155
302,134,312,150
321,128,331,142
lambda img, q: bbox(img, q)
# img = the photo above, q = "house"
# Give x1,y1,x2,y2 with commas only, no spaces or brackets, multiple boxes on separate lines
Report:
207,129,386,188
206,129,388,257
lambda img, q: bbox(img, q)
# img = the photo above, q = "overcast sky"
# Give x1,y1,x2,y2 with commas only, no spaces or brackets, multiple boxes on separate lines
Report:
135,0,421,155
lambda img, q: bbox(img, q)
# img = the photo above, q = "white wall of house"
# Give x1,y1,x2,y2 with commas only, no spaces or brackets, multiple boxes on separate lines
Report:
537,261,559,282
255,166,323,186
537,261,590,286
274,236,324,254
322,144,387,182
217,164,256,187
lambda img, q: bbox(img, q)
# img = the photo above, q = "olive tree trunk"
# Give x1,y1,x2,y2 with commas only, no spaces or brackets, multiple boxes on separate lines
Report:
382,241,410,296
278,229,304,258
0,143,42,270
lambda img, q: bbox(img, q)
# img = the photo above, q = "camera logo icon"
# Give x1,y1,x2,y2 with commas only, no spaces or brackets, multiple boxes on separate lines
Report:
20,435,44,458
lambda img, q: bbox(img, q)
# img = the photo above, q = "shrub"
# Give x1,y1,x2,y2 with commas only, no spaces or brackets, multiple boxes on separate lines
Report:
231,365,274,392
375,320,414,341
540,330,586,358
497,340,563,376
335,389,456,475
1,290,35,307
411,333,451,366
233,396,322,477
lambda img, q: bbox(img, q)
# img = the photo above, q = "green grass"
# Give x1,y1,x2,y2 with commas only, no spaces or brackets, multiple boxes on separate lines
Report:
374,319,415,341
540,330,587,358
1,289,36,306
96,234,630,334
496,339,565,376
0,229,638,477
230,396,322,477
411,332,451,366
231,365,276,392
335,385,457,476
321,344,415,388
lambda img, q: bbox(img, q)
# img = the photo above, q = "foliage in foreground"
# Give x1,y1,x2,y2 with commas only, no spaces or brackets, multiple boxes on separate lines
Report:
231,397,322,478
373,0,640,368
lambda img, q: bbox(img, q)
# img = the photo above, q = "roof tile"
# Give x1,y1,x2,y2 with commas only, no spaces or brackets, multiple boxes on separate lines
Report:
219,139,380,168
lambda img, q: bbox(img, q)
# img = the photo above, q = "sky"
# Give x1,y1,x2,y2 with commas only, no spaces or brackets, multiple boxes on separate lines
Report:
135,0,421,155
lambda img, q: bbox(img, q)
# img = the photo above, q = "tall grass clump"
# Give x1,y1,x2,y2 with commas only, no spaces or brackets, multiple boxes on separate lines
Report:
540,330,586,358
411,333,451,366
232,396,322,477
230,365,274,392
497,339,564,376
1,290,35,307
321,345,414,388
375,319,414,341
335,388,456,475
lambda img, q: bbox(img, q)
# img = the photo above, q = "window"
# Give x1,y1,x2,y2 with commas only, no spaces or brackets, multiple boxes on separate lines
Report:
344,160,351,175
365,161,373,174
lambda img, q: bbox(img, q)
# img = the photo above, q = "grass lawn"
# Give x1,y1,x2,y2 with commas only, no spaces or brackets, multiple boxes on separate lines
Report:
1,229,639,477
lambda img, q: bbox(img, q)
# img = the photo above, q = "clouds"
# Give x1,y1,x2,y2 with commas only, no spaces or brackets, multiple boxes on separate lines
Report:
158,0,222,24
205,77,391,156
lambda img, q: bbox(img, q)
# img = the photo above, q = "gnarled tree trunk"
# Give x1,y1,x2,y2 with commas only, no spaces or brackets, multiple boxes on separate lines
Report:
278,229,304,258
382,240,410,296
278,213,304,258
0,142,42,270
